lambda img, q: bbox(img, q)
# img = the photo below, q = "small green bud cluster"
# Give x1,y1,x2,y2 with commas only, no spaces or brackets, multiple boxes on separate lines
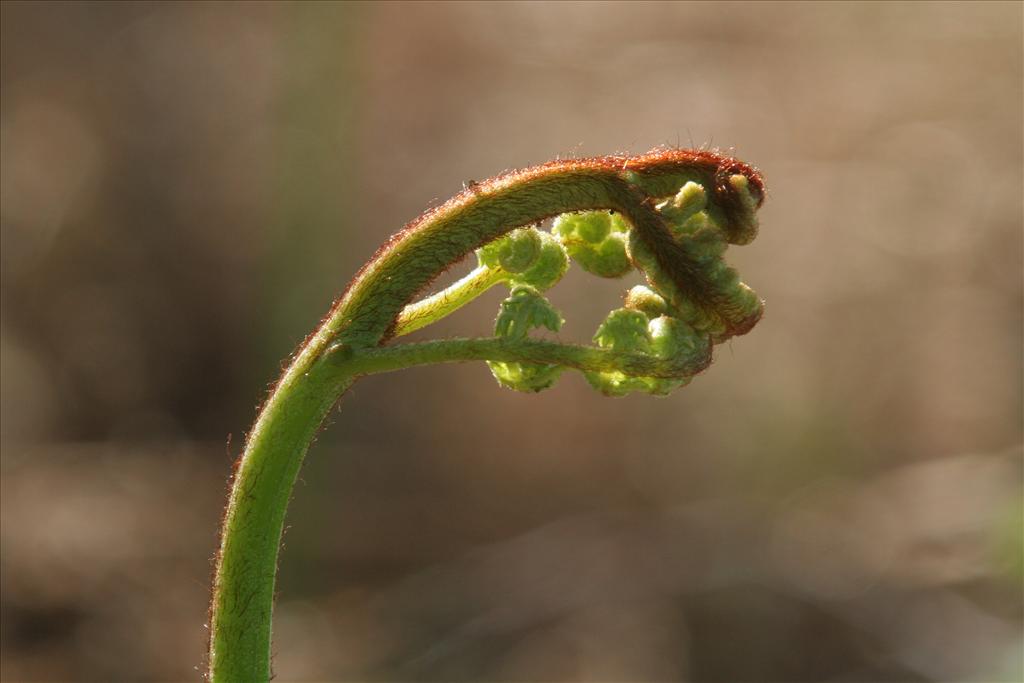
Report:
551,211,632,278
725,174,761,245
477,227,569,290
628,179,761,342
481,176,759,397
584,288,710,397
487,285,565,392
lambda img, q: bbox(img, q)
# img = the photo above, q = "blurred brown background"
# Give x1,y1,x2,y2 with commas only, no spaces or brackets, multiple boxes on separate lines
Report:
1,2,1021,681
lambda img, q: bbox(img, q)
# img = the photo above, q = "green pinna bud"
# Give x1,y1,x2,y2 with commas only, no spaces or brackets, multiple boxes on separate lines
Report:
680,225,728,263
648,315,709,366
710,283,763,342
552,211,632,279
592,308,652,354
608,212,630,233
487,360,564,393
587,308,653,396
507,231,569,290
730,173,759,213
642,315,705,395
477,227,543,273
584,310,711,397
657,182,724,243
553,211,612,244
626,228,683,308
674,181,708,215
657,181,707,228
493,285,563,340
706,260,741,290
723,173,760,245
623,285,667,318
574,232,632,278
487,285,564,393
584,370,649,397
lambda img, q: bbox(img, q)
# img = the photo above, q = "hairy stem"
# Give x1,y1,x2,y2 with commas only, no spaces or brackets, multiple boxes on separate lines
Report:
207,149,764,682
207,336,353,681
393,265,506,337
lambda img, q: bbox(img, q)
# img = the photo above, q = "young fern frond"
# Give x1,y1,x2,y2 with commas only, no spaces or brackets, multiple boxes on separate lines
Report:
206,148,767,682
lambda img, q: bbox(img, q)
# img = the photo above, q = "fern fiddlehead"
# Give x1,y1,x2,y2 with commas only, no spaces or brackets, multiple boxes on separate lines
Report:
207,148,767,681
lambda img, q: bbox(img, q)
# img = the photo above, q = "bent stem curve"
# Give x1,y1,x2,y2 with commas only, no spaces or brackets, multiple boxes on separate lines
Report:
207,350,353,682
206,148,765,682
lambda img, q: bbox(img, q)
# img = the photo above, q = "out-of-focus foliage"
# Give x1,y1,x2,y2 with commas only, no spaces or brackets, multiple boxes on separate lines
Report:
1,2,1021,681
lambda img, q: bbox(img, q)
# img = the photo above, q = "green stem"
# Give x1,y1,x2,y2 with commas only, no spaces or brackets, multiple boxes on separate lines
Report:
392,265,506,337
207,332,353,682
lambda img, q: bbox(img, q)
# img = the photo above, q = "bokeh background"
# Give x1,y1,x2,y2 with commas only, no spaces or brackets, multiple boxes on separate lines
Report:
2,2,1021,681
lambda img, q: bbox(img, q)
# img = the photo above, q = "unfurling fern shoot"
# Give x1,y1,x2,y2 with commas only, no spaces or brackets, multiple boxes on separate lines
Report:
207,148,768,682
